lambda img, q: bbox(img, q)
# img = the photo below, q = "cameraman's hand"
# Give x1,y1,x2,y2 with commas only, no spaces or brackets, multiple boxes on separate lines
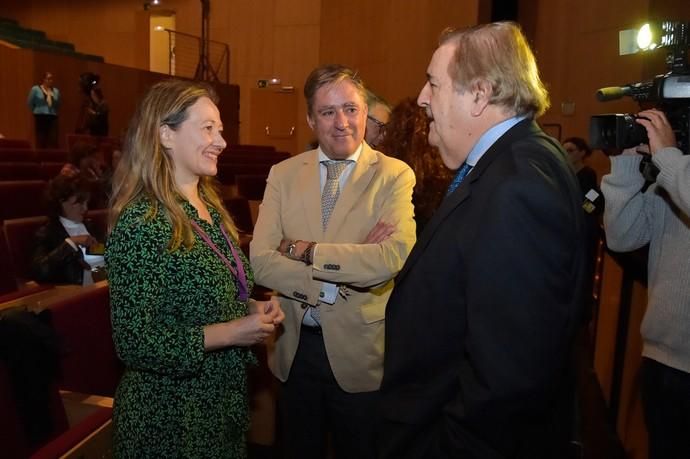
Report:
621,144,649,156
635,109,677,155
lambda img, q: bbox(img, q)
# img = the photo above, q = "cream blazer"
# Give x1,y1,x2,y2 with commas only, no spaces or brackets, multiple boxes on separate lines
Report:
250,144,416,392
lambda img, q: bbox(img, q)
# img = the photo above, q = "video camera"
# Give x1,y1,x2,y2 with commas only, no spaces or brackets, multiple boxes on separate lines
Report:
590,21,690,155
79,72,100,96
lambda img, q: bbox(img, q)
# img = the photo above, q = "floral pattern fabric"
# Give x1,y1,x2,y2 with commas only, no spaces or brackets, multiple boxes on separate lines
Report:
105,198,254,458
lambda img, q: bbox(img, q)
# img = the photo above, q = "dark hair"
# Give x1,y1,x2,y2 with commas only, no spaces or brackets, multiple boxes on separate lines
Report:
303,64,366,116
68,141,99,167
378,98,454,224
563,136,592,157
45,175,90,217
79,72,100,96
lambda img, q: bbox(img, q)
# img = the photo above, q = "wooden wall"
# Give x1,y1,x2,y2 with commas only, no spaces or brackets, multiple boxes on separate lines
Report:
3,0,688,153
0,45,238,149
0,0,479,151
4,2,690,458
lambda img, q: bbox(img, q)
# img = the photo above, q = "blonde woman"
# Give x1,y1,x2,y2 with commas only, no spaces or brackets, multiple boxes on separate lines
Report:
105,79,283,458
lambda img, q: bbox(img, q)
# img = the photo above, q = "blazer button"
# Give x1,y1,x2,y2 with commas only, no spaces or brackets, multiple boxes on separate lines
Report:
300,303,308,309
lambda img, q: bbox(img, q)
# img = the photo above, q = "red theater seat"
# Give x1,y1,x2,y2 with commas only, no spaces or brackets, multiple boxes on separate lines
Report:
2,215,48,283
0,138,32,149
0,148,38,162
49,285,123,397
0,180,48,221
236,173,269,200
224,196,254,234
0,162,42,180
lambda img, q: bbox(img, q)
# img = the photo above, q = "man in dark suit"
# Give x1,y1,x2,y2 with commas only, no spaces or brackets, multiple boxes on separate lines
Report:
378,22,587,459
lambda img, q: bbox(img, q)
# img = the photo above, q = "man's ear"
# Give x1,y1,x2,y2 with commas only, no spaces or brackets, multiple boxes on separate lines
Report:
159,124,174,150
470,80,492,116
306,113,316,131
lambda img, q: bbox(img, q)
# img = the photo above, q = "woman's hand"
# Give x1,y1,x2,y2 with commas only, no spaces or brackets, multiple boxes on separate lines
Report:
206,297,285,350
70,234,97,248
249,296,285,326
226,313,276,346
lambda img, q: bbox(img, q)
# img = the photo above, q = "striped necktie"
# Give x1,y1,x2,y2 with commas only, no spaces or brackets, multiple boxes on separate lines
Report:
321,160,351,230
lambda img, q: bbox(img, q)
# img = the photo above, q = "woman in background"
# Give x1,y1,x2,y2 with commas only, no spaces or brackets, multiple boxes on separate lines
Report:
31,175,103,285
105,79,284,458
27,71,61,148
379,97,453,234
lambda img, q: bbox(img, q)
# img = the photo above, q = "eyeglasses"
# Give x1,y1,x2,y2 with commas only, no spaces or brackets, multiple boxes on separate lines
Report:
367,115,387,131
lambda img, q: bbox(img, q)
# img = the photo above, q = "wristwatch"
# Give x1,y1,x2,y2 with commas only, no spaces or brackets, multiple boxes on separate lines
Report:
287,241,298,258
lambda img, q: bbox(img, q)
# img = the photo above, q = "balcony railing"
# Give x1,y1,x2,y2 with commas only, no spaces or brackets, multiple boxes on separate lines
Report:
164,29,230,84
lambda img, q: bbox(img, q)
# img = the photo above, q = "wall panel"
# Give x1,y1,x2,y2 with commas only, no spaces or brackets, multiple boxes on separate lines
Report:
320,0,478,106
0,46,238,148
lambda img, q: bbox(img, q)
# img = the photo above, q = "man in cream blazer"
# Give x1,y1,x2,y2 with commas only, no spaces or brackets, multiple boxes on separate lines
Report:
250,64,415,459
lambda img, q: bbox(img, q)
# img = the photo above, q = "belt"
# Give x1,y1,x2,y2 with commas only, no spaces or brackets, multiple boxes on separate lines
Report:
300,324,323,336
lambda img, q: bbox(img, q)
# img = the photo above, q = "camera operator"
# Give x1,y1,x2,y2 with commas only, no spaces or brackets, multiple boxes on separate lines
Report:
76,73,109,137
601,108,690,459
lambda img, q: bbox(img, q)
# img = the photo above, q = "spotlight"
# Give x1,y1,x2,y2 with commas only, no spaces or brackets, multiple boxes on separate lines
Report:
620,21,688,55
636,23,655,50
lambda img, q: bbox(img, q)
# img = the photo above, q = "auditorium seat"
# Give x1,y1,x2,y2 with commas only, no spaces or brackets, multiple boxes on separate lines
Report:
0,288,117,458
66,134,120,154
0,227,17,294
0,180,47,221
227,144,276,153
2,215,48,283
86,208,109,238
0,138,31,149
0,162,42,180
50,285,123,397
0,362,69,459
224,196,254,234
39,162,63,180
0,147,37,162
216,163,272,186
219,152,289,165
236,174,269,201
30,405,112,459
35,149,69,162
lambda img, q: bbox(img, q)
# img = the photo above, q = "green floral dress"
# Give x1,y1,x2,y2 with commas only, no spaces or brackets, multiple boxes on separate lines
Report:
105,198,255,458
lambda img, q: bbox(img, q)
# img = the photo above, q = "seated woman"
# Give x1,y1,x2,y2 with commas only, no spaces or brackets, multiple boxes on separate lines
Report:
60,141,110,209
31,175,105,285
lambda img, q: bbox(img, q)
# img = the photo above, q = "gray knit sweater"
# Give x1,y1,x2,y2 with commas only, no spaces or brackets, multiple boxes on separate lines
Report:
601,147,690,374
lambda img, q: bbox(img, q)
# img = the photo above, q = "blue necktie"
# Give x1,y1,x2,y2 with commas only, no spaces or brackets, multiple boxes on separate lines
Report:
446,162,472,196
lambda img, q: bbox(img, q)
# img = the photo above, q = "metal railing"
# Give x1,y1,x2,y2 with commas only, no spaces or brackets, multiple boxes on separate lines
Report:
164,29,230,83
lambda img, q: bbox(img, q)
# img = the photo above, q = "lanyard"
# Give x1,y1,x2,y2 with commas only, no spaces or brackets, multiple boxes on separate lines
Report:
190,220,249,302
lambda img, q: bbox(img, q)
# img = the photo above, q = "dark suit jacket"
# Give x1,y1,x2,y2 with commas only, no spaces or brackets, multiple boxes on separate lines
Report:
31,218,99,285
379,120,587,459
